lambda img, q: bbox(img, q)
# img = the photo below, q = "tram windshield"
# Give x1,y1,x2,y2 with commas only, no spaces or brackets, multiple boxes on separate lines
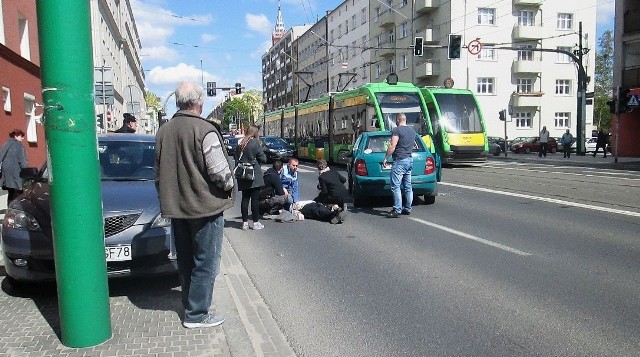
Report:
433,93,483,133
375,93,428,135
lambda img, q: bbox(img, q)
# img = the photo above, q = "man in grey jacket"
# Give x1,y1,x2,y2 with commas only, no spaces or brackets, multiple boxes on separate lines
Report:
155,81,236,328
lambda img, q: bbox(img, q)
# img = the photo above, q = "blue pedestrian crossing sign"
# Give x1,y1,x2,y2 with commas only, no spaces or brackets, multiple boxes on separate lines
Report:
627,94,640,108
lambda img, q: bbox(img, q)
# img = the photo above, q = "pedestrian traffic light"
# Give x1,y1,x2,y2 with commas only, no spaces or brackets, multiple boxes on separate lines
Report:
498,109,506,121
235,82,242,95
448,34,462,59
207,81,216,96
413,36,424,56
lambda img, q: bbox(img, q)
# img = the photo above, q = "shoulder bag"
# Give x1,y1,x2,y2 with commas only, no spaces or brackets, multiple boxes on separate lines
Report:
234,140,255,181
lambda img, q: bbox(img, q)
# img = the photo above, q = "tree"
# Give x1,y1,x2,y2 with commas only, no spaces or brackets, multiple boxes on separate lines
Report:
594,29,614,131
214,90,264,132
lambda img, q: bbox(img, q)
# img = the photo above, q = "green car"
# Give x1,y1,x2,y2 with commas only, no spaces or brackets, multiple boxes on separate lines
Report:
346,131,440,207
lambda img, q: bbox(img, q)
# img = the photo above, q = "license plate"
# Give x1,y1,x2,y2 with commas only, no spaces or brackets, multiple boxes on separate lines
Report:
105,245,132,261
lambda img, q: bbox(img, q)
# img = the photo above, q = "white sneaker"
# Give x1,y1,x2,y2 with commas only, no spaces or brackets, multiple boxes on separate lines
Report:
252,222,265,230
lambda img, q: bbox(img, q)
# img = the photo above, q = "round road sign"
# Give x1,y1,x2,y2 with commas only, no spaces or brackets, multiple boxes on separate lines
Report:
468,39,482,55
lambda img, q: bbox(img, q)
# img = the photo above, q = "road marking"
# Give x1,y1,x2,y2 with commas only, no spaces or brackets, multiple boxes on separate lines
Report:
409,217,531,256
479,164,640,181
441,182,640,218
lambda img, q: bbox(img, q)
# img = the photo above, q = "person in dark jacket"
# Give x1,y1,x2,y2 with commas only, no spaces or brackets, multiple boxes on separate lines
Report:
236,124,267,230
312,159,349,223
593,129,608,158
0,129,28,203
115,113,138,133
259,160,290,215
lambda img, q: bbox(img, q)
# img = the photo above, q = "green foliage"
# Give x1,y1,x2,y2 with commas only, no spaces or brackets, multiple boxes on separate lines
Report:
218,90,264,131
145,91,162,111
594,29,614,130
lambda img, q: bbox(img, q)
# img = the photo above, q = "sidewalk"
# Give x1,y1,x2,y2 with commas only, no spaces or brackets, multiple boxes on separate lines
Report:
0,190,295,356
488,151,640,171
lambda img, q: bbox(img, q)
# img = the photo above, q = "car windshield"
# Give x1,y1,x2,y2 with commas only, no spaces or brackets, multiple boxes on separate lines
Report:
375,92,429,135
98,140,156,181
263,137,288,146
365,135,424,153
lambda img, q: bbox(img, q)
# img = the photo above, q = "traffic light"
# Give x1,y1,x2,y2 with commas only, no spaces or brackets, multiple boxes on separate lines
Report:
207,81,216,96
413,37,424,56
498,109,506,121
448,34,462,59
617,87,630,113
235,82,242,95
96,114,104,129
606,99,617,114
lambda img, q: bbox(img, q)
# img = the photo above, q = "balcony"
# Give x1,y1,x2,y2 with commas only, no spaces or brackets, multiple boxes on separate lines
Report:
513,25,544,40
415,0,440,13
512,59,542,73
376,46,395,58
415,61,438,78
513,0,542,5
378,10,395,27
415,27,435,43
512,92,543,107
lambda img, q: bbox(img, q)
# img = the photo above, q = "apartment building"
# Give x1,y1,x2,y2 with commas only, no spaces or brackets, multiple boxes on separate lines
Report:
295,16,329,103
612,0,640,156
0,0,46,166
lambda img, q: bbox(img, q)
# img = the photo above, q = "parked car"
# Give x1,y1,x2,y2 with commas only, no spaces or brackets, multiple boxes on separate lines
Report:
554,137,576,153
507,136,532,151
487,136,504,156
510,136,558,154
259,136,295,163
487,136,506,152
1,134,177,285
585,137,598,152
346,131,439,207
224,136,240,160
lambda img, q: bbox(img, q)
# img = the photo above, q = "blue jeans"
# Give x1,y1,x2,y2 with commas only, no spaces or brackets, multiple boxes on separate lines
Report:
172,213,224,323
390,157,413,213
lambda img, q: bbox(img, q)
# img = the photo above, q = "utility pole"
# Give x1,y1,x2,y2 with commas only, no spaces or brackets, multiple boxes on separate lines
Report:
326,10,330,94
576,22,587,156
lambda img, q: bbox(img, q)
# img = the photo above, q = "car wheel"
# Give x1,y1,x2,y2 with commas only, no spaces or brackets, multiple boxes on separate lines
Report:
423,195,436,205
493,147,500,156
524,147,531,154
551,147,557,154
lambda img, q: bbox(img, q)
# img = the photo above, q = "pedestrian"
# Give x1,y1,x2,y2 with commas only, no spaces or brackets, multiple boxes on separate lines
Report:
538,126,549,157
561,129,574,158
258,160,291,215
313,159,350,219
0,129,28,204
281,158,300,204
115,113,138,133
155,81,235,328
382,113,416,218
593,129,608,158
236,124,267,230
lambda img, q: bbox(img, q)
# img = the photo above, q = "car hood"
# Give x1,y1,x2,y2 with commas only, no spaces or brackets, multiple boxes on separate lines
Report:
12,180,160,229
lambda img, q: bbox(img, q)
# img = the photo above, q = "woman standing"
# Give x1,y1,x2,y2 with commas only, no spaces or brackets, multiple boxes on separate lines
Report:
236,125,267,230
0,129,28,203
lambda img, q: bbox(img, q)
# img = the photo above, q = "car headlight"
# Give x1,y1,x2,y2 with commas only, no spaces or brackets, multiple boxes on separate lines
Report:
150,213,171,228
3,208,42,231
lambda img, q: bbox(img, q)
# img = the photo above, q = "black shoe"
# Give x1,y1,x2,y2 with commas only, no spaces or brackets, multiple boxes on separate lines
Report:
401,210,411,216
387,210,400,218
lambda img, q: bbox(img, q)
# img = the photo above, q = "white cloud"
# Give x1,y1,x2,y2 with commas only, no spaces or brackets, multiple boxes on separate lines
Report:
246,13,272,36
251,39,273,59
201,33,217,43
147,63,217,85
143,45,181,62
596,0,615,25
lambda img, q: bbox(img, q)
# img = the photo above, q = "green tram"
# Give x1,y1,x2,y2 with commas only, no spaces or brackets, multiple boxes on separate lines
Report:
420,87,488,164
262,80,436,165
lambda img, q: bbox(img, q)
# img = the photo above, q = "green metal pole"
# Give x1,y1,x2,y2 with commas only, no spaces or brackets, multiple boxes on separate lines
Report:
36,0,111,347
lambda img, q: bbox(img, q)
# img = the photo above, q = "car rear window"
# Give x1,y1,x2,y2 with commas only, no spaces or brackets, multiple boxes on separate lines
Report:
365,136,424,153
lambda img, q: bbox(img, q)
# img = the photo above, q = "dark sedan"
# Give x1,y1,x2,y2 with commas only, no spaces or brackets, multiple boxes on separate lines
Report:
260,136,294,163
1,134,177,285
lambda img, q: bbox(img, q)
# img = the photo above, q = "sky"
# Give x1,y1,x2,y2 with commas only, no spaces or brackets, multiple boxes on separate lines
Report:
131,0,615,115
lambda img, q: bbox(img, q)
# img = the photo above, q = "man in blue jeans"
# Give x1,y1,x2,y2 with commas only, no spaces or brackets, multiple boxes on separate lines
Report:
155,81,236,328
382,113,415,218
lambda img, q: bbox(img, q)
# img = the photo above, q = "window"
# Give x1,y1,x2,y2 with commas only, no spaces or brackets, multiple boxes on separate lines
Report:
554,112,570,128
517,44,534,61
361,35,367,51
388,59,395,74
557,13,573,30
517,78,533,93
2,86,11,112
401,22,408,38
18,14,31,60
375,63,382,78
518,10,534,26
402,0,409,6
476,78,494,94
557,46,572,63
401,54,408,70
478,45,497,60
352,15,357,29
361,7,367,24
345,20,349,34
375,6,381,22
0,0,5,44
556,80,571,95
352,41,357,58
478,8,495,25
330,30,334,43
338,24,342,37
376,34,381,47
514,112,533,128
388,29,394,43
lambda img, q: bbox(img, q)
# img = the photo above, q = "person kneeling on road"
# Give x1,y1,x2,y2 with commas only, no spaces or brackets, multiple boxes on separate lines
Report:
258,160,292,215
313,159,351,216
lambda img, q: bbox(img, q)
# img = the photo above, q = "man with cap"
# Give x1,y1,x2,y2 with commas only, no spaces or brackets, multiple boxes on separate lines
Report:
116,113,138,133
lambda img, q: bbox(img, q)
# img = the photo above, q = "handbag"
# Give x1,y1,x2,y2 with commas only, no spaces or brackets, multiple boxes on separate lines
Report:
234,141,255,181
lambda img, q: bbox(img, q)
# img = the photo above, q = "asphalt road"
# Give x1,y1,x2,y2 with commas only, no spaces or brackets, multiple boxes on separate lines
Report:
224,161,640,356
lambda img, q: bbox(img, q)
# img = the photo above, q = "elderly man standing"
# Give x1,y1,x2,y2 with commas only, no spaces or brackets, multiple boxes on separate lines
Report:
383,113,416,218
155,81,235,328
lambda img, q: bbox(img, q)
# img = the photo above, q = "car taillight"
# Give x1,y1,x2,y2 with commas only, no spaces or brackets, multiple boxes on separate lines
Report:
425,157,435,175
354,159,368,176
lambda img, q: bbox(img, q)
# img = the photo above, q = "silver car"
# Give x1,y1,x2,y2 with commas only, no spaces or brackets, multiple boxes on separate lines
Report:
1,134,177,285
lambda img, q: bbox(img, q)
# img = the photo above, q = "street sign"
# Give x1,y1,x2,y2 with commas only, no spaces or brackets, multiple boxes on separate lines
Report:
468,39,482,55
627,94,640,108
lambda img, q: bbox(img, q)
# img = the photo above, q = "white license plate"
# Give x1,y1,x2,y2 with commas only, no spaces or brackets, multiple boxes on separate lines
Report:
105,245,132,262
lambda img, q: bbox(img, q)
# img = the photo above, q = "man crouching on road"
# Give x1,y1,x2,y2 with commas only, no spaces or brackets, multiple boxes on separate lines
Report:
155,81,236,328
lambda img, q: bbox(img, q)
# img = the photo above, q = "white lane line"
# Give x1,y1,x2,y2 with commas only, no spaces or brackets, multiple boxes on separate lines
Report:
409,217,531,256
479,164,640,181
441,182,640,218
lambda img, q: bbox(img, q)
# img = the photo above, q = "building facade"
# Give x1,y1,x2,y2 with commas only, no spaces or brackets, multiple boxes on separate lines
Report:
612,0,640,156
0,0,46,166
